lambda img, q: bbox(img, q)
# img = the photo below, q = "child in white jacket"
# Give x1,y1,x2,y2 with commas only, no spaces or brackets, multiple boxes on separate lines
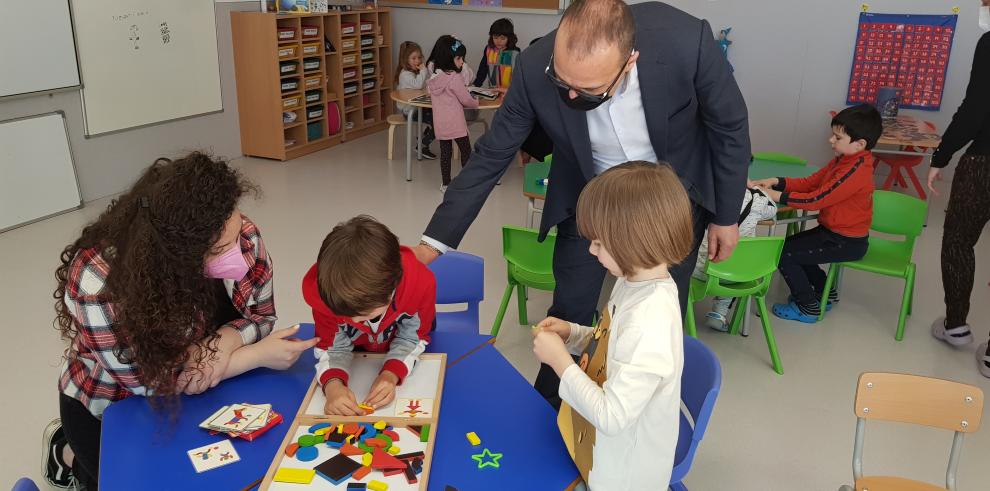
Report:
533,161,694,490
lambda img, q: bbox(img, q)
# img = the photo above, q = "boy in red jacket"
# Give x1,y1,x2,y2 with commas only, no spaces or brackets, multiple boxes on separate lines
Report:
302,216,436,415
751,104,882,323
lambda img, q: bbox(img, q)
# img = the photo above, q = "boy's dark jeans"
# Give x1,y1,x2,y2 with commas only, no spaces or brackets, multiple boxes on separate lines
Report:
778,227,868,307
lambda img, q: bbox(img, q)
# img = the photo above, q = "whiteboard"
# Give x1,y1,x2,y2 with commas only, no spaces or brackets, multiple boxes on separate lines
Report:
71,0,223,136
305,355,443,418
0,112,82,233
0,0,81,98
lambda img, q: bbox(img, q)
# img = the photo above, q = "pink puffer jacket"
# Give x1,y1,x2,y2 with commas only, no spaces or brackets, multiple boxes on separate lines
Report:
427,70,479,140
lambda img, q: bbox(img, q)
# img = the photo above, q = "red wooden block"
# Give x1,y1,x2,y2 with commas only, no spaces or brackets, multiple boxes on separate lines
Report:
343,423,361,435
285,443,300,457
352,466,372,481
383,468,405,477
382,429,400,441
340,443,365,456
371,448,406,470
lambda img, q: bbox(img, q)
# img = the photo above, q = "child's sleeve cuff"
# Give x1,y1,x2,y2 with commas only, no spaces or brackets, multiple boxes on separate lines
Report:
772,178,787,191
778,192,791,206
319,368,350,387
381,359,409,385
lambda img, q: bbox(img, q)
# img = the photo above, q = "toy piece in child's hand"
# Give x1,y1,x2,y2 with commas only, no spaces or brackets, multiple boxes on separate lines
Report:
187,440,240,473
358,403,375,415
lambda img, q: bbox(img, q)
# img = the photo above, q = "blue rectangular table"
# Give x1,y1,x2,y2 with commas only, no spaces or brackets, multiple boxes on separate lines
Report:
99,325,577,490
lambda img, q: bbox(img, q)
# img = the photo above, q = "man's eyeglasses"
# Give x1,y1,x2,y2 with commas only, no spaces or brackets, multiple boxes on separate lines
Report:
544,50,633,104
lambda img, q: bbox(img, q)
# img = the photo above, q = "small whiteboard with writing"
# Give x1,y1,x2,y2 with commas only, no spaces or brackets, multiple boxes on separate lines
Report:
0,113,81,232
71,0,223,135
0,0,80,98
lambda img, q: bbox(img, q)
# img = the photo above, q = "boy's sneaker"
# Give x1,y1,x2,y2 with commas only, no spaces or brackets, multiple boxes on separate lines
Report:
931,317,973,347
419,147,437,160
771,301,819,324
976,342,990,378
704,311,730,332
42,418,74,489
440,185,447,194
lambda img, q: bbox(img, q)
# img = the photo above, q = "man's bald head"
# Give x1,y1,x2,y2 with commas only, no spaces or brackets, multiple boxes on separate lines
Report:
558,0,635,60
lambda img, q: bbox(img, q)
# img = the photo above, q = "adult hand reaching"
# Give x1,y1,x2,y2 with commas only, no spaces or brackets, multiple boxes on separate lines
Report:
411,243,440,265
707,223,739,262
927,167,942,197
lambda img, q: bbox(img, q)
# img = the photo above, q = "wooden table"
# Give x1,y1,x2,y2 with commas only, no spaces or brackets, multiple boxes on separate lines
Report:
877,115,942,149
390,89,503,182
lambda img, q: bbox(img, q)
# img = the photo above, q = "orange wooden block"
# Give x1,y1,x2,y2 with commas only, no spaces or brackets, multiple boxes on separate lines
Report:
340,443,364,456
343,423,360,435
382,429,400,441
365,438,387,448
352,465,372,481
285,443,300,457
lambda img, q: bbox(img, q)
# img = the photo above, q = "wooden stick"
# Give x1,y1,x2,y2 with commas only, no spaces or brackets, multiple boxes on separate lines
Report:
238,477,262,491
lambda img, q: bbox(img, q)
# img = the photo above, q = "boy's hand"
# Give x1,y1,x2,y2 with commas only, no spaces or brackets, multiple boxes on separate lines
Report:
323,379,362,416
534,317,571,341
761,187,782,202
533,330,575,377
252,325,320,370
364,371,399,409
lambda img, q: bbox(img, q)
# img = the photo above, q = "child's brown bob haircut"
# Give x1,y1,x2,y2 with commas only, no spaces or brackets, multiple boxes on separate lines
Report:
577,161,694,275
317,215,402,317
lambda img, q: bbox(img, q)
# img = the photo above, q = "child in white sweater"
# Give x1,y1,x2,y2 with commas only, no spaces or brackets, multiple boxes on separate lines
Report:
533,161,694,490
394,41,436,159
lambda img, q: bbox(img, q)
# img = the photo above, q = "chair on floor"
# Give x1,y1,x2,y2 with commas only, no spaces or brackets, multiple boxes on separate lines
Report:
837,372,984,491
386,114,407,160
686,237,786,374
752,151,808,237
491,225,556,338
873,120,936,200
670,336,722,491
11,478,40,491
428,251,484,334
818,191,927,341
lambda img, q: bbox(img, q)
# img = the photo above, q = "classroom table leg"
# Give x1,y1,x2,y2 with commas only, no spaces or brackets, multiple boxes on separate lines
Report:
405,109,414,181
417,107,423,161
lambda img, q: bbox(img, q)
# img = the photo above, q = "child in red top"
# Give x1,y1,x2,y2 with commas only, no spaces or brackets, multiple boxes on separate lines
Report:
751,104,881,323
302,216,436,415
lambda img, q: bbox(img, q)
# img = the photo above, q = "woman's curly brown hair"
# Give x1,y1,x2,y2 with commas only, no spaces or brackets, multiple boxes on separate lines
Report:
53,152,257,403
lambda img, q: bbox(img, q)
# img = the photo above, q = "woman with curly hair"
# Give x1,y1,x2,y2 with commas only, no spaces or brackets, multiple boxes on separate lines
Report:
42,152,319,490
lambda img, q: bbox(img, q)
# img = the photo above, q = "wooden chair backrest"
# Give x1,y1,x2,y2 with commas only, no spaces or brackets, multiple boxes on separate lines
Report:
855,372,984,433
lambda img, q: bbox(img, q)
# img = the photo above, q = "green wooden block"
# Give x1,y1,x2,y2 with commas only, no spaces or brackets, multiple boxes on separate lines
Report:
419,424,430,443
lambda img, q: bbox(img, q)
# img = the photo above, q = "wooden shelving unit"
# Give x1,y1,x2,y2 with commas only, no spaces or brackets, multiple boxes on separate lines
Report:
231,9,393,161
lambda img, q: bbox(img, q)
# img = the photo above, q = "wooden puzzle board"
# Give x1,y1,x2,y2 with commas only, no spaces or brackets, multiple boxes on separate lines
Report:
261,353,445,490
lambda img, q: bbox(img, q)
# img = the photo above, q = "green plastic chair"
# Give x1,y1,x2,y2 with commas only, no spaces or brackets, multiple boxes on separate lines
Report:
752,151,808,166
818,190,927,341
491,225,557,338
686,237,786,374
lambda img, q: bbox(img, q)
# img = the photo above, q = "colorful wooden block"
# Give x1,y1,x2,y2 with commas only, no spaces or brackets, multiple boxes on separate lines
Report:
371,448,405,470
296,445,319,462
367,481,388,491
314,454,363,485
382,468,404,477
362,453,373,467
373,420,387,430
308,423,332,433
343,423,360,435
466,432,481,446
274,468,316,484
387,446,400,455
403,462,418,484
395,451,425,461
347,484,367,490
407,425,422,437
298,434,320,447
419,424,431,443
382,429,400,441
285,443,300,457
352,465,372,481
340,443,364,456
326,431,346,448
365,438,387,448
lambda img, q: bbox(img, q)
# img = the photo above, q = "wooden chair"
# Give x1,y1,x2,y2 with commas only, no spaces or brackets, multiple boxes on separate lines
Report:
838,372,984,491
386,114,407,160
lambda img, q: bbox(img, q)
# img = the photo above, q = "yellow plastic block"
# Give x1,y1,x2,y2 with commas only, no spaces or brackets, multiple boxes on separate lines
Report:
274,468,316,484
373,420,387,430
337,423,344,434
368,480,389,491
387,446,400,455
362,453,373,466
466,431,481,446
314,428,328,436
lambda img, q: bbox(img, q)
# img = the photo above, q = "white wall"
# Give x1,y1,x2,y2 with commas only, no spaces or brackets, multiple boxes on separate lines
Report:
390,0,987,165
0,1,258,202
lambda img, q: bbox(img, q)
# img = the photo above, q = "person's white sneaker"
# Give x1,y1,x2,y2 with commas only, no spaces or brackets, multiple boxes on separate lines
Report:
931,317,973,347
439,185,447,194
977,342,990,378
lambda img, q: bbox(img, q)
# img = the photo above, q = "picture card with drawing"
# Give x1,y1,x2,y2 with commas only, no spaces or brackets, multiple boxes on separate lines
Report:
187,440,240,473
395,398,433,418
209,403,265,432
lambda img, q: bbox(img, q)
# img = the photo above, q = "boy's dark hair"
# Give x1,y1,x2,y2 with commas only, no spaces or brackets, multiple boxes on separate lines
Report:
431,35,467,73
831,104,883,150
316,215,402,318
488,18,518,50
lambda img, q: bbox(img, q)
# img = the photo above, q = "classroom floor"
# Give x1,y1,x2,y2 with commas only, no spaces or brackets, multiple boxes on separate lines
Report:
3,128,990,490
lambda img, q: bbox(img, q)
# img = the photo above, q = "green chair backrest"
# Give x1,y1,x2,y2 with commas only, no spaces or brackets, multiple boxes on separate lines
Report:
870,190,927,238
502,225,556,275
752,151,808,166
542,154,552,165
704,237,785,284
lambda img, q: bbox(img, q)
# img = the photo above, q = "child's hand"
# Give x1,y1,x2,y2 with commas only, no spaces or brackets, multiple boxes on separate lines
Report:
749,177,778,189
364,371,399,409
762,188,782,201
533,330,575,377
323,380,362,416
250,325,320,370
533,317,571,341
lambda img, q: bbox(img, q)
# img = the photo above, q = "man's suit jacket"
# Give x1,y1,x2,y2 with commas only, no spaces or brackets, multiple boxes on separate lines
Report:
425,2,750,246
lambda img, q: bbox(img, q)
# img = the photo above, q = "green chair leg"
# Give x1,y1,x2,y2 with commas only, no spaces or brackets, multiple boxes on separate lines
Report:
516,283,528,326
755,296,784,375
684,299,697,338
728,296,747,336
491,282,515,338
819,264,840,322
896,265,915,341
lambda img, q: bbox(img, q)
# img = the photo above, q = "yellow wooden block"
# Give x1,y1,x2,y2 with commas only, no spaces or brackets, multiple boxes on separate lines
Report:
314,428,328,436
274,468,316,484
387,446,400,455
466,431,481,446
373,420,387,430
368,480,388,491
362,453,373,466
337,423,344,434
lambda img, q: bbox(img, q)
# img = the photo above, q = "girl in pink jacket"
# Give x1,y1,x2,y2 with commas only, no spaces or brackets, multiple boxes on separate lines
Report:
427,35,479,191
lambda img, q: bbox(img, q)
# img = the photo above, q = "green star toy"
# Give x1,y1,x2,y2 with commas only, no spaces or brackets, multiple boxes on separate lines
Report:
471,448,503,469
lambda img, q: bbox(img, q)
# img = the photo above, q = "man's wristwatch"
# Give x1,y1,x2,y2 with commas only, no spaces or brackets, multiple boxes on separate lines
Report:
418,240,443,256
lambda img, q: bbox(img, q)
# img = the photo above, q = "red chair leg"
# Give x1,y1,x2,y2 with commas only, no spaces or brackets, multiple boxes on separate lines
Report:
882,166,899,190
906,166,927,200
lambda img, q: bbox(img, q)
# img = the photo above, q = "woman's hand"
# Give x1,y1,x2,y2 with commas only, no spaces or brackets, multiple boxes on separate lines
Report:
177,327,242,395
249,325,320,370
927,167,942,196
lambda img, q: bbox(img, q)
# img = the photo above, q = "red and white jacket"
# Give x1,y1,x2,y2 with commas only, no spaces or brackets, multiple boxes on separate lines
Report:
774,150,876,238
302,246,435,388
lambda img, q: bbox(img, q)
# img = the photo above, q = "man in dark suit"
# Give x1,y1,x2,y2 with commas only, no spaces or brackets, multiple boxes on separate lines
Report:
413,0,750,407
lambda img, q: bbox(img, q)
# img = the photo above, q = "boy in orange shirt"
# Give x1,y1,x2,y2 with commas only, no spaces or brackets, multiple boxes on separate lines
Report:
752,104,881,323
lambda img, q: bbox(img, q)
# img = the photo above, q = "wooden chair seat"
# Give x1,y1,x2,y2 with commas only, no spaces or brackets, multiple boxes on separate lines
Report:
856,476,946,491
386,114,407,160
386,114,406,125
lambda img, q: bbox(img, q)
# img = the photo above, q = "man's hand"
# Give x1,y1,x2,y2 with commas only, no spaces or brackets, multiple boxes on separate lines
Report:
927,167,942,197
411,243,440,265
707,223,740,262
